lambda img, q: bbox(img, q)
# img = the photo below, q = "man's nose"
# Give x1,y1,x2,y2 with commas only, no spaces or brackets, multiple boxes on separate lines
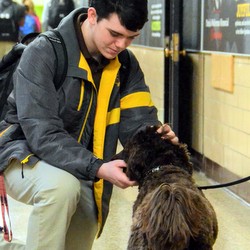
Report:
115,37,132,49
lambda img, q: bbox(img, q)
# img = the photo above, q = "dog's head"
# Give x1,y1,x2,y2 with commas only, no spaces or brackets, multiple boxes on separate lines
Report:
116,125,193,182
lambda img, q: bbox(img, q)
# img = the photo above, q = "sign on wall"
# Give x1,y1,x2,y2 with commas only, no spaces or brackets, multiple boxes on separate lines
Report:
203,0,250,55
132,0,165,48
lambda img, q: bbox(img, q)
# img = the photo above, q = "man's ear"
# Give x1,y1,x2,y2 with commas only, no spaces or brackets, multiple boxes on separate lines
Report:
87,7,98,25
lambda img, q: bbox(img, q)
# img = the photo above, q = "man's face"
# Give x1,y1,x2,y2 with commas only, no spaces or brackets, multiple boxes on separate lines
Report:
91,13,140,59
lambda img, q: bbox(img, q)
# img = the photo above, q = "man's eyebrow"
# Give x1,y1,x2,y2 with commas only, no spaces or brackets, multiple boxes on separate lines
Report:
107,28,140,39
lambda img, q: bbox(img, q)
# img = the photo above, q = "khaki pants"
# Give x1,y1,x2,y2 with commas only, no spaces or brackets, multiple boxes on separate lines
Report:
1,160,98,250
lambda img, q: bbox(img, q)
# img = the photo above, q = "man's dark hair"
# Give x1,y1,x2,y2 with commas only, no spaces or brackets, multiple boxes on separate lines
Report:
89,0,148,31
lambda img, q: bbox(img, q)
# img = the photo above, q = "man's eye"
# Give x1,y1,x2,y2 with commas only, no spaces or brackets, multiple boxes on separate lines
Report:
128,36,135,41
110,31,120,37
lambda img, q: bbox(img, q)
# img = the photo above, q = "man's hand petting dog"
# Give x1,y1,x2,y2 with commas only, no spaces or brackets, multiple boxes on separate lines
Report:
96,124,178,189
156,123,179,144
96,160,136,189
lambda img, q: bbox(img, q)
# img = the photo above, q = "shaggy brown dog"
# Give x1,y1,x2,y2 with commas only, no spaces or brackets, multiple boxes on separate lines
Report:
117,126,218,250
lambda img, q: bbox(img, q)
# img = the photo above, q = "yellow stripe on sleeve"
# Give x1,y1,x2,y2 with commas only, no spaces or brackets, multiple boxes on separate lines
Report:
120,92,154,110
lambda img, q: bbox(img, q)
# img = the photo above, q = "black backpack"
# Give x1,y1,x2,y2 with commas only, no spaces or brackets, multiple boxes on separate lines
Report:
48,0,75,28
0,30,68,121
0,1,24,42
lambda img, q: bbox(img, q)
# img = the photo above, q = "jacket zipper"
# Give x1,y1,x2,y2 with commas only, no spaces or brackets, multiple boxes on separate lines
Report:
77,87,94,143
20,154,34,178
21,154,34,164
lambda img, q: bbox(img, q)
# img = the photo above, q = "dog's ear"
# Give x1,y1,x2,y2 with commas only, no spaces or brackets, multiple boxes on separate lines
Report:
180,144,193,174
159,140,193,174
110,150,128,174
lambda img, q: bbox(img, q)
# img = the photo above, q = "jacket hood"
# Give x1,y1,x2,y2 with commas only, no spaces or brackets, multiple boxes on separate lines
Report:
56,8,89,79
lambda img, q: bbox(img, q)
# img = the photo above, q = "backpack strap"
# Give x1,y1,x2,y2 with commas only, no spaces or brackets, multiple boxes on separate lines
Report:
40,30,68,91
20,32,40,45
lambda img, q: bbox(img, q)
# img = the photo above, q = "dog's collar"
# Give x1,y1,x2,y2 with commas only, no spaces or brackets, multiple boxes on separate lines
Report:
144,165,166,178
139,166,166,188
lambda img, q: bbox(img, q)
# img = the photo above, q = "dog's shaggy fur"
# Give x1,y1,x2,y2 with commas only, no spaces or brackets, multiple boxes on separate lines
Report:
118,126,218,250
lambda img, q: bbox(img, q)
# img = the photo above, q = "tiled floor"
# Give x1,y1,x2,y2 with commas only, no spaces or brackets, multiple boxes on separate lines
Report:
4,172,250,250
